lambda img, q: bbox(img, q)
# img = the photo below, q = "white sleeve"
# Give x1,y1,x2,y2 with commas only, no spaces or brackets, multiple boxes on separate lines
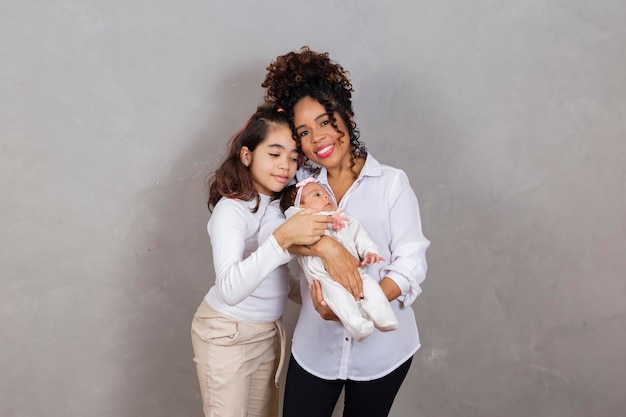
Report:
380,170,430,306
208,200,291,305
259,199,288,244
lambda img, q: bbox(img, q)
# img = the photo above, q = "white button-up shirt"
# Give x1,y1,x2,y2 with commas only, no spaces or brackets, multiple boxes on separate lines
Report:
261,154,430,380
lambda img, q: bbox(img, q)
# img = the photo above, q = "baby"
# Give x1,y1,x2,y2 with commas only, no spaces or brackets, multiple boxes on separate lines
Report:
280,177,399,341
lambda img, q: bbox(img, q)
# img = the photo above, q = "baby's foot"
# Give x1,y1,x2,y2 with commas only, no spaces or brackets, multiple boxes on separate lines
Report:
345,316,375,342
374,318,399,332
358,302,399,332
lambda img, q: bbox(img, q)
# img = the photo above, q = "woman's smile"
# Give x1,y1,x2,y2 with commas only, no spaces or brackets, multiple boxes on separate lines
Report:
315,144,335,158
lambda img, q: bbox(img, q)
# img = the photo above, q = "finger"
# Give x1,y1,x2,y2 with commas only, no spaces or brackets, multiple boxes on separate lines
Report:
311,281,326,314
308,283,318,308
357,270,364,293
343,275,359,300
311,280,322,304
315,280,325,302
353,271,364,299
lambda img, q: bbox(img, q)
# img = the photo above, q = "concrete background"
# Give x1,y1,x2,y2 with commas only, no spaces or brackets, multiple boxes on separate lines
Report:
1,1,625,416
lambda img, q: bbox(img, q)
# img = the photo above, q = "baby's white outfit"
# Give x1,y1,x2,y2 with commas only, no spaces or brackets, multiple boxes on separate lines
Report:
284,207,399,341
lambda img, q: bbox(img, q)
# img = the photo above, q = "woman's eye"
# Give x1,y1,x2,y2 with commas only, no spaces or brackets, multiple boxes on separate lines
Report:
269,153,279,157
298,130,309,138
320,119,329,127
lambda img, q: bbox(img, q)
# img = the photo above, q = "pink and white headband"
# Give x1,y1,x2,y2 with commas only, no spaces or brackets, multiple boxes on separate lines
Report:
293,177,319,208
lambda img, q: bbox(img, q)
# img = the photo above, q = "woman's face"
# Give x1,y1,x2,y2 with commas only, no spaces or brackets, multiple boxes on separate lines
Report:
293,96,351,170
243,124,299,196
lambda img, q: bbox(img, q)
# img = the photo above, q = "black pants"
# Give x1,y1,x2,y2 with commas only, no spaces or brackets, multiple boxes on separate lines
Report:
282,355,413,417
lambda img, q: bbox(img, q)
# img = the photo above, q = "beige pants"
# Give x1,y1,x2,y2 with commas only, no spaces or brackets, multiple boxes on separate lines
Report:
191,300,285,417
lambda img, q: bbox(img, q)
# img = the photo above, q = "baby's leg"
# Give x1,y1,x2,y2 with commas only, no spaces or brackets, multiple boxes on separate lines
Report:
318,278,374,342
358,275,399,332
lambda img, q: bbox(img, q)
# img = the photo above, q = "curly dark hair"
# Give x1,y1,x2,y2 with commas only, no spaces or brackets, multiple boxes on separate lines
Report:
262,46,367,178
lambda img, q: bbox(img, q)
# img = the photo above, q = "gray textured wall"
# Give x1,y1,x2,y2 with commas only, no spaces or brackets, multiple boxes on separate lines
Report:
1,1,625,416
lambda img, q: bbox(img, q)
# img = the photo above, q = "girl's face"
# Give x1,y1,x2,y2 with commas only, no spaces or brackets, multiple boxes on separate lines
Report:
293,96,351,170
300,183,337,211
243,124,299,196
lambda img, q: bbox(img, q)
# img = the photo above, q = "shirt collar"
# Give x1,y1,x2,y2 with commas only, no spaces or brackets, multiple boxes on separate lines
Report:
317,153,382,185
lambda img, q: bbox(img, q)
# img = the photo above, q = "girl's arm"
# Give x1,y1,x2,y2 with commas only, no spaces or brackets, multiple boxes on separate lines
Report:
209,200,292,305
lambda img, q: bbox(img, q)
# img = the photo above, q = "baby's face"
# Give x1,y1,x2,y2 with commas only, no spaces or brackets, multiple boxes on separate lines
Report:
300,183,336,211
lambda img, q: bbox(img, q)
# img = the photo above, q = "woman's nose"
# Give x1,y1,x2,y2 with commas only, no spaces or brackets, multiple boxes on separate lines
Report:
312,129,324,142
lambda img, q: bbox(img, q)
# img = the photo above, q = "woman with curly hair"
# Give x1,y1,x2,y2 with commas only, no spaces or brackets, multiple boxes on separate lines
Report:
260,47,430,417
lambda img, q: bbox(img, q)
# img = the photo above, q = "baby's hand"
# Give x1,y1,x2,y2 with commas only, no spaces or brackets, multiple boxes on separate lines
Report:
360,252,385,265
329,209,349,231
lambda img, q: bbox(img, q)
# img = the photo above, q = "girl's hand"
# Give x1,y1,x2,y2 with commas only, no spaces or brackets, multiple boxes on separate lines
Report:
360,252,385,266
316,237,363,300
273,208,332,250
310,280,338,321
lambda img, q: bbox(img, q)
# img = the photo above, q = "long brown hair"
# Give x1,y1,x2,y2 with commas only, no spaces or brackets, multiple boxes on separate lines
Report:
206,103,291,212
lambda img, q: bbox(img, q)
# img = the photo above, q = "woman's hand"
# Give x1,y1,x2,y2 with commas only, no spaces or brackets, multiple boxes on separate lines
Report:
273,209,332,250
310,280,338,321
316,237,363,300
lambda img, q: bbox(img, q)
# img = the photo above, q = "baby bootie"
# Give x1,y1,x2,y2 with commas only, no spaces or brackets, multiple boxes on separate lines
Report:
345,315,375,342
358,301,399,332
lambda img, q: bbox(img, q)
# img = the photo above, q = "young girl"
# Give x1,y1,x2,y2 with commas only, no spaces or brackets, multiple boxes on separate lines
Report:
280,178,399,342
191,103,333,417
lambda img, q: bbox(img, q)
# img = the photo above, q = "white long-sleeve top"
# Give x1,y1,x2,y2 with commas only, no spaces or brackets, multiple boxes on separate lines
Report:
204,194,292,322
260,153,430,380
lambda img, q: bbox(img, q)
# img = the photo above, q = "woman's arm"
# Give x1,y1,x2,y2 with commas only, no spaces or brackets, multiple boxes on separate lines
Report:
292,236,363,300
379,277,402,301
380,170,430,306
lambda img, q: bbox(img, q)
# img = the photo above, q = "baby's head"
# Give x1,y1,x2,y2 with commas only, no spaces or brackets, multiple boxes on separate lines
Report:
299,182,336,211
279,178,337,213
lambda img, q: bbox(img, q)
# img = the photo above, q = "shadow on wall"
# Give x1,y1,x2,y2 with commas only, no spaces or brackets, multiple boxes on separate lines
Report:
109,62,269,417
